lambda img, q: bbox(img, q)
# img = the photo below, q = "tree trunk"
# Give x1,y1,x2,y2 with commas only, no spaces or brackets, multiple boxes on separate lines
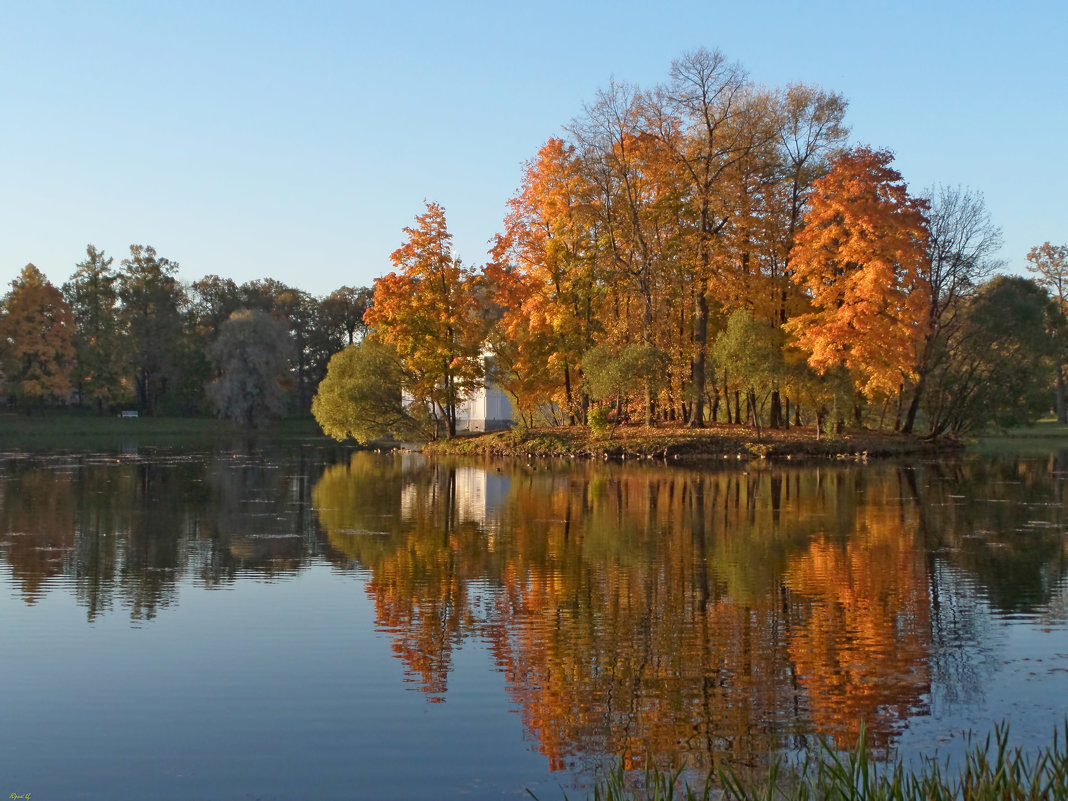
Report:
1057,364,1067,423
769,390,783,428
688,291,709,427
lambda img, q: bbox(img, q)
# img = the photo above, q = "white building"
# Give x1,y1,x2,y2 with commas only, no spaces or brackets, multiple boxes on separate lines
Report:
455,383,514,432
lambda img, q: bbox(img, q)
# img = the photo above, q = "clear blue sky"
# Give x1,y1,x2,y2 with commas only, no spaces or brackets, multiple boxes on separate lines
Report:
2,0,1065,297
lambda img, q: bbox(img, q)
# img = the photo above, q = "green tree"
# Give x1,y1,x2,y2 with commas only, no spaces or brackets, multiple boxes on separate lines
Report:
582,343,665,425
1025,242,1068,422
320,286,373,348
923,276,1055,434
312,339,424,443
118,245,186,415
0,264,76,410
63,245,129,411
208,309,293,427
713,309,785,434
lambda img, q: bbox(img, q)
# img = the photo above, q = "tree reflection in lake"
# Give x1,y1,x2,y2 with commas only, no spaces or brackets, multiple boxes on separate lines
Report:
313,452,1067,770
0,446,342,620
1,447,1065,779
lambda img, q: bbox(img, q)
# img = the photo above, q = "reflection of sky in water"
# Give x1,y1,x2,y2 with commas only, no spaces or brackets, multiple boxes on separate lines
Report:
2,448,1068,798
1,563,557,801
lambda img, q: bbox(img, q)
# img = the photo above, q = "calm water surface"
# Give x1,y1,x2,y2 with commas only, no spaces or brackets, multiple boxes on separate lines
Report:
2,442,1067,799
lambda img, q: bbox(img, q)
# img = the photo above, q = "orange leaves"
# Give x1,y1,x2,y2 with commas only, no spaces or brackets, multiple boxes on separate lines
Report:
365,202,486,435
787,147,930,399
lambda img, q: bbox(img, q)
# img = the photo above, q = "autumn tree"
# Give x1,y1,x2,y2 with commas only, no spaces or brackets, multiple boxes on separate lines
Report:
0,264,76,410
118,245,187,415
208,309,293,427
646,48,759,426
787,147,930,407
365,202,486,437
1025,242,1068,421
490,138,601,423
63,245,129,411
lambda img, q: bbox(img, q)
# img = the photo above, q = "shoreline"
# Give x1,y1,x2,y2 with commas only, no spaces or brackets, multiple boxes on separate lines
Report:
422,424,964,464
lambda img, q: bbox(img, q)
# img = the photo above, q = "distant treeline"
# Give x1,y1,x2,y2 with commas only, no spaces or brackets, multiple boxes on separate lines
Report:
0,243,371,423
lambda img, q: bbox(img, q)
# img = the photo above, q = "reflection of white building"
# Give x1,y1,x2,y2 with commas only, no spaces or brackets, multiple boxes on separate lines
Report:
399,462,511,540
452,466,510,527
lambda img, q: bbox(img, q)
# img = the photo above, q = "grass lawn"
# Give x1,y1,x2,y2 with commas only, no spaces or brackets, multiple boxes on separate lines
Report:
0,411,327,451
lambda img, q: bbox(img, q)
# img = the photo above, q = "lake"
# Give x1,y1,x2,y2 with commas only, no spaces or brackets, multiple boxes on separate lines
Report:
2,442,1067,799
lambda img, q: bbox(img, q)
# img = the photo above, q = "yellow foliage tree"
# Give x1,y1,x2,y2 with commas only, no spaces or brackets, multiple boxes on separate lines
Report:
0,264,76,409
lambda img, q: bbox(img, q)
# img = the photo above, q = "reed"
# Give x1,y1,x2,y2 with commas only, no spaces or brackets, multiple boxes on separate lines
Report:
533,723,1068,801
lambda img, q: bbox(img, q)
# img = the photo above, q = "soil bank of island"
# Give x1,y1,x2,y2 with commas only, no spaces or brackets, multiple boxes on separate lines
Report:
422,424,960,464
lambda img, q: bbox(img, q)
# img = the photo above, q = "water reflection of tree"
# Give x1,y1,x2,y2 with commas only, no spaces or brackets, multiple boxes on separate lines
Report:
0,447,336,620
312,457,951,769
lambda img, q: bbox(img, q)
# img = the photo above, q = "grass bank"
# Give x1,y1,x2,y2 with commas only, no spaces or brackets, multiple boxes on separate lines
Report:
0,411,327,451
424,424,960,464
536,724,1068,800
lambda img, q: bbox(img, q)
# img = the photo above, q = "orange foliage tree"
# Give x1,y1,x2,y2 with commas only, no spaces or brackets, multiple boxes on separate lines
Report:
365,202,486,437
0,264,76,409
488,138,600,424
787,147,930,401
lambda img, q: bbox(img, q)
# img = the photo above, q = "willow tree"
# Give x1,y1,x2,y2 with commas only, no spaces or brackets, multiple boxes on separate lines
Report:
208,308,293,427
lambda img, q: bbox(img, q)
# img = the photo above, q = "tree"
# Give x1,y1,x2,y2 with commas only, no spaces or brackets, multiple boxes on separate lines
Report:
320,285,373,348
1025,241,1068,422
312,339,425,442
364,202,486,437
712,309,785,434
63,245,129,411
648,48,759,426
787,147,930,403
208,309,293,427
902,187,1002,432
922,276,1055,434
118,245,187,415
490,137,601,423
0,264,76,410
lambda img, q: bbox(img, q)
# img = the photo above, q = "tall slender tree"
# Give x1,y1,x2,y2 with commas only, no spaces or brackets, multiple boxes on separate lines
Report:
118,245,186,415
63,245,128,411
1025,241,1068,422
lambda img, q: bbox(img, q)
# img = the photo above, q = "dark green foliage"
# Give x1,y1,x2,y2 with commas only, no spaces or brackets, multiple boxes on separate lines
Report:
923,276,1056,435
118,245,187,415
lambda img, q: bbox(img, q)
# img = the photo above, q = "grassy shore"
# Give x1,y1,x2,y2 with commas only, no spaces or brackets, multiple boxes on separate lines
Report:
0,411,327,451
424,423,961,464
537,724,1068,800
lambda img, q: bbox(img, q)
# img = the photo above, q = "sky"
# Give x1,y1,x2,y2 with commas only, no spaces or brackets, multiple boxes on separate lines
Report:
2,0,1066,297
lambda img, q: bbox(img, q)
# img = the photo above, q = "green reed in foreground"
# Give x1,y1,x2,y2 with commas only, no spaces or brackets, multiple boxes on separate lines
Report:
534,723,1068,801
